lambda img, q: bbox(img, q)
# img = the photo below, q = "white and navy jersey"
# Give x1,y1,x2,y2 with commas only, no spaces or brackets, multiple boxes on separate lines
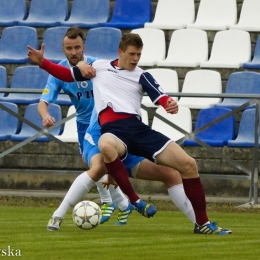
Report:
71,59,167,118
41,56,96,124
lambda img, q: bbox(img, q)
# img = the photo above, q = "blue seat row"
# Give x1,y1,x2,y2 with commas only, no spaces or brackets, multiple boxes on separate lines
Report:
0,102,62,142
0,0,151,29
0,66,71,106
0,26,122,64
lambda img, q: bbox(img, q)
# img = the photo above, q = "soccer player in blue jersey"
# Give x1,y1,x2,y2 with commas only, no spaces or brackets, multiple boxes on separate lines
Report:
35,27,196,231
37,27,132,229
27,34,231,234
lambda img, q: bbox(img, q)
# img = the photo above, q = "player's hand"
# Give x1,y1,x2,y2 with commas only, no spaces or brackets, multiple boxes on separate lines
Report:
100,175,118,190
76,61,96,78
27,43,45,66
42,115,55,128
165,98,178,114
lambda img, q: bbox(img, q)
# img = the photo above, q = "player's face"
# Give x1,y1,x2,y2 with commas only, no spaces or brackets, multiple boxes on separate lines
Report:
118,45,142,70
63,36,85,66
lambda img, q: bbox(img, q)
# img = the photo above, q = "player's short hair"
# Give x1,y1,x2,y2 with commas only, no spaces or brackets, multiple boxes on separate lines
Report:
119,33,143,51
63,26,85,42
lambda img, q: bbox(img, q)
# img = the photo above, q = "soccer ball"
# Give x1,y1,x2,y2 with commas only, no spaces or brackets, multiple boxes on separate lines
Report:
72,200,102,230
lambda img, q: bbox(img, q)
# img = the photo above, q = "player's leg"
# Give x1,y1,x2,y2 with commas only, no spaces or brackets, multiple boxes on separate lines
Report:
47,154,105,231
133,159,196,224
156,142,231,235
99,132,157,218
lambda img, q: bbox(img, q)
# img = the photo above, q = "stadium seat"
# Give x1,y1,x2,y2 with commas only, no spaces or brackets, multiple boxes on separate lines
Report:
151,106,192,141
229,0,260,31
200,30,251,69
157,29,208,67
59,0,109,28
214,72,260,110
0,26,38,64
85,27,122,59
243,35,260,69
0,0,26,26
101,0,152,29
177,70,222,109
42,27,69,64
144,0,195,29
227,108,260,147
184,107,235,147
10,103,62,142
142,68,178,108
131,28,166,66
187,0,237,30
54,106,77,142
0,102,19,141
17,0,68,27
3,66,49,105
0,66,7,100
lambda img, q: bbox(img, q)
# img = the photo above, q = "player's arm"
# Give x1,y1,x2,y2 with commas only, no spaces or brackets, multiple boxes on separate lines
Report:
140,72,178,114
27,44,95,82
38,100,55,128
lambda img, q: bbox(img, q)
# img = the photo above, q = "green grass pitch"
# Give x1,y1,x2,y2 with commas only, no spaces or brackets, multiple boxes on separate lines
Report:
0,200,260,260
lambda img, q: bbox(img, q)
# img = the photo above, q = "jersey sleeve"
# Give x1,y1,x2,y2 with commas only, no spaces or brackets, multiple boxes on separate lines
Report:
139,72,169,105
40,58,89,82
40,75,62,103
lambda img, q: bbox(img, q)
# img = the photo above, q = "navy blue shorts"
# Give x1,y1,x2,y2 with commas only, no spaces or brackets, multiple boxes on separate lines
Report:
100,117,172,161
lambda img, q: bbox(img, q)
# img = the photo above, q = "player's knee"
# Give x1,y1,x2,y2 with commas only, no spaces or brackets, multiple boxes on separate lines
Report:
98,136,115,157
182,157,198,176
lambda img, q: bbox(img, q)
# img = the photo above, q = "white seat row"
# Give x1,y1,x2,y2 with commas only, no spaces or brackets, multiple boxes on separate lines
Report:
145,0,260,32
134,28,251,69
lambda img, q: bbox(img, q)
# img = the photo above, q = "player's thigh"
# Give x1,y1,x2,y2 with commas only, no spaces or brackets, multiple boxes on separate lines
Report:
88,153,107,182
136,159,182,187
156,142,195,173
98,133,126,158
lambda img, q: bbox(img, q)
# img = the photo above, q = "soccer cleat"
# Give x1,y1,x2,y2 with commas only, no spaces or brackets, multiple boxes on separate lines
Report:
115,202,134,226
100,201,116,224
47,216,63,231
211,222,232,234
134,199,157,218
194,222,231,235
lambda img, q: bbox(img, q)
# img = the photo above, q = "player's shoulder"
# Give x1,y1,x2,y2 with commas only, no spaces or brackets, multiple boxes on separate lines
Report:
85,55,98,65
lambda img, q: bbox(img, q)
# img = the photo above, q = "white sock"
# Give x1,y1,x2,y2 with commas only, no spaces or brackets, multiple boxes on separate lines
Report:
95,175,113,204
53,172,95,218
168,184,196,224
109,186,129,211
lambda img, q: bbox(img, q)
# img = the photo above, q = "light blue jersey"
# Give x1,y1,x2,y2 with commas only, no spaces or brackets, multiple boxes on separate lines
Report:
40,55,96,125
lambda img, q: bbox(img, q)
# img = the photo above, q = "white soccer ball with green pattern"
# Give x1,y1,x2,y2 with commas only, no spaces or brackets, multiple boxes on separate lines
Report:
72,200,102,230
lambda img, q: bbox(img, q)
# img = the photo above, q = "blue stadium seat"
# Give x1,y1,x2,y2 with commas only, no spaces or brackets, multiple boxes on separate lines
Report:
184,107,235,147
0,0,26,26
10,103,62,142
43,27,69,64
243,35,260,69
101,0,152,29
3,66,49,105
0,66,7,100
0,26,38,64
0,102,19,141
214,72,260,110
60,0,109,28
227,108,260,147
85,27,122,59
17,0,68,27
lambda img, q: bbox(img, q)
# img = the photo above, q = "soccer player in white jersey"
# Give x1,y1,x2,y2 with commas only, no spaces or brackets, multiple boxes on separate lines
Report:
27,34,231,235
32,28,198,230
